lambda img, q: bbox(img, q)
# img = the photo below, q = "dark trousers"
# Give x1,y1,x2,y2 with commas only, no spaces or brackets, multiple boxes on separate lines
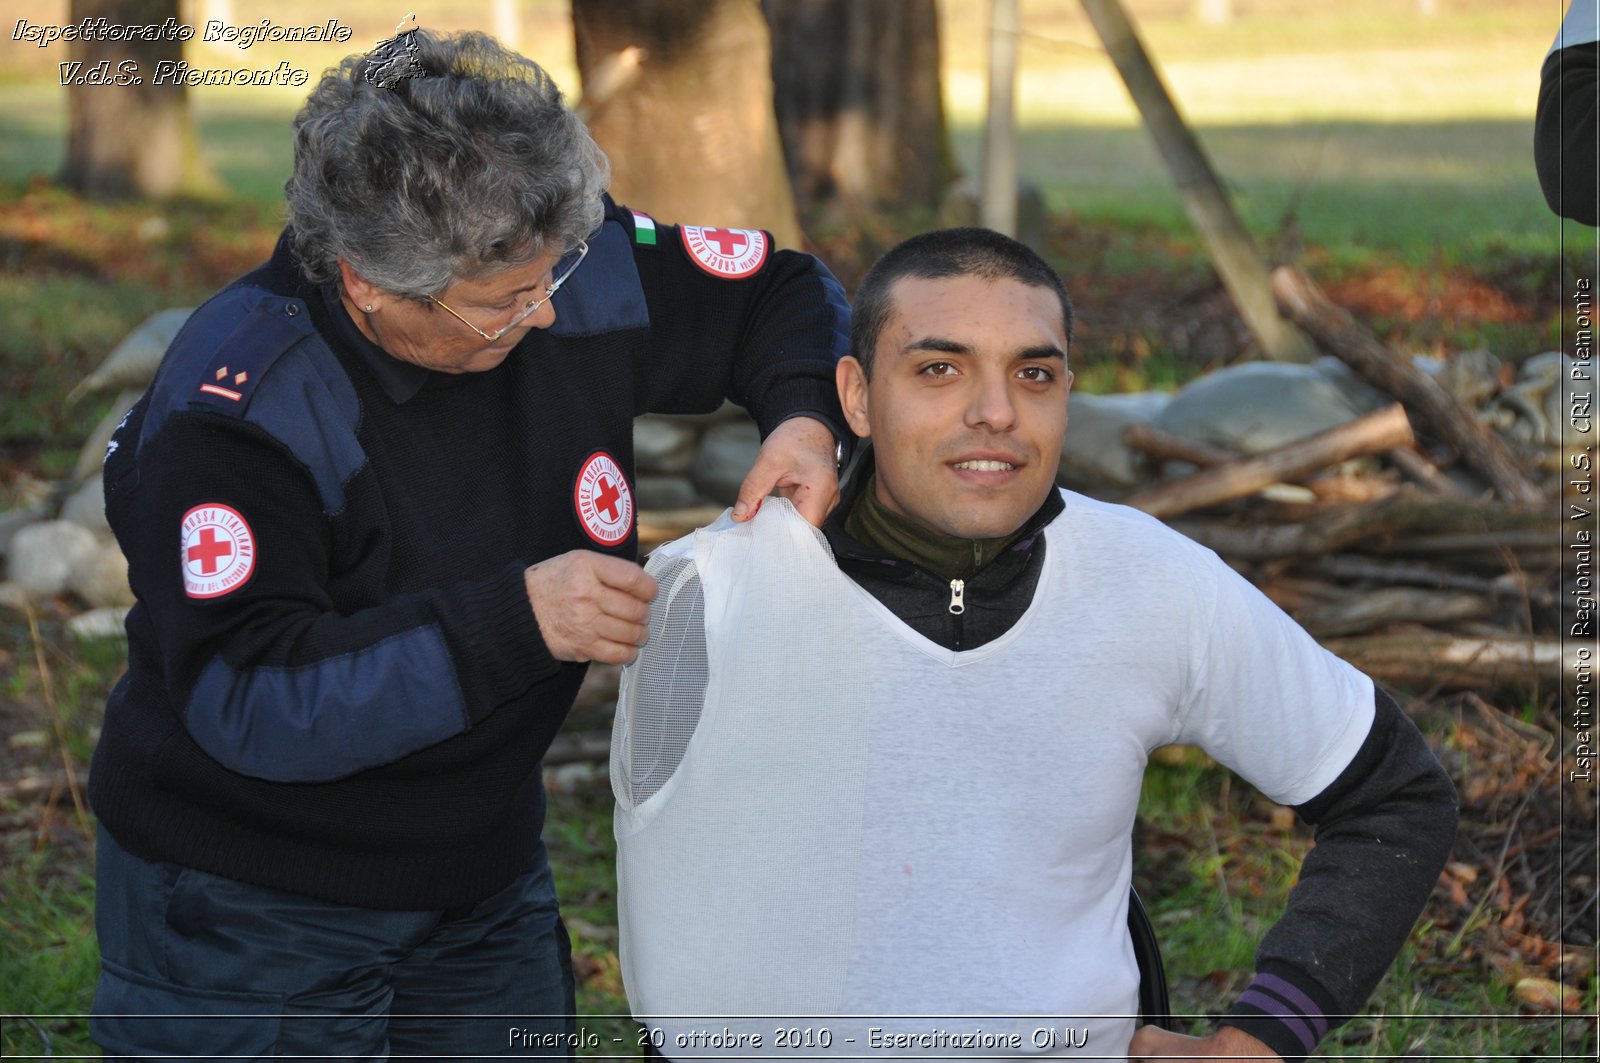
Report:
91,826,576,1061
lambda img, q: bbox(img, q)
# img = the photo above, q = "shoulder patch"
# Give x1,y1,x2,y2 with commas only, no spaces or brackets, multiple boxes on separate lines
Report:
191,299,315,413
574,451,634,546
629,210,658,247
679,225,769,279
181,503,257,599
141,285,367,517
546,218,650,338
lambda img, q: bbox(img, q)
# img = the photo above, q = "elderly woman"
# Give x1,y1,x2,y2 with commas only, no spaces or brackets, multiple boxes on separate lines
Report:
87,30,849,1058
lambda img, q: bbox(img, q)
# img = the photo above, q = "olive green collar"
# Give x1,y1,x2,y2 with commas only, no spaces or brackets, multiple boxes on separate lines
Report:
842,472,1037,582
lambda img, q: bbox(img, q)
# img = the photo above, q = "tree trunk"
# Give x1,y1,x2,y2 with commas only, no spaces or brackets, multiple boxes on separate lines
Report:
763,0,950,231
573,0,804,249
60,0,217,199
1079,0,1315,363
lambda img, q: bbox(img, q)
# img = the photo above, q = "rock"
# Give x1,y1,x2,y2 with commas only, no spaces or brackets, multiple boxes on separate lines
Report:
633,416,699,475
68,307,192,402
1057,391,1172,490
1154,360,1385,454
1413,348,1502,407
635,475,704,510
6,520,99,598
0,499,52,560
61,474,109,535
652,401,750,429
573,662,621,716
68,537,134,609
1486,351,1596,450
67,606,131,641
73,387,145,484
0,582,29,613
693,420,762,504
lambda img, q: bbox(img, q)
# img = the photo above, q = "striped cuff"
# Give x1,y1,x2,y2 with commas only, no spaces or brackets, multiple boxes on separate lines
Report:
1221,969,1340,1063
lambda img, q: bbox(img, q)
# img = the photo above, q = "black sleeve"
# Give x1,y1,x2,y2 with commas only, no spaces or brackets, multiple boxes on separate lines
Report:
1536,42,1600,226
617,202,852,447
1218,686,1459,1063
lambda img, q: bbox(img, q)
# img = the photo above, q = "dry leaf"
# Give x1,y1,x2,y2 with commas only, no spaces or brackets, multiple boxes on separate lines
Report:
1514,977,1582,1013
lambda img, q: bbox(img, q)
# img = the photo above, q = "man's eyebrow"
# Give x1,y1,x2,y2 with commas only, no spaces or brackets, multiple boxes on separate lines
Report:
900,336,972,357
1017,344,1067,362
898,337,1068,361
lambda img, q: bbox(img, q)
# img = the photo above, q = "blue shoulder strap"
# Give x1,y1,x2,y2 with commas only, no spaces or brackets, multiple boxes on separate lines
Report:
141,286,367,515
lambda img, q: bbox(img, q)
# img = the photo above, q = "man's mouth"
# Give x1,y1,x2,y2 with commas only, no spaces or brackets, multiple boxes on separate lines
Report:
952,459,1017,472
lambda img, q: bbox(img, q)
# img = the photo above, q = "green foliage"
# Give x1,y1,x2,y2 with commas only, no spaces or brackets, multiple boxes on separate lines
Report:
0,852,99,1059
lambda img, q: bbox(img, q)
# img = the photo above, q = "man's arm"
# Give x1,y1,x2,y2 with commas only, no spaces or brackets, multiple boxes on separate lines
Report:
1535,0,1600,225
1133,690,1457,1062
1213,688,1459,1062
1536,41,1600,227
1162,544,1459,1061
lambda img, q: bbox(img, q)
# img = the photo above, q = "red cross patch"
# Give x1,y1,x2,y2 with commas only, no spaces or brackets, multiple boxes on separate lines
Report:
679,224,769,279
180,503,257,598
573,451,634,546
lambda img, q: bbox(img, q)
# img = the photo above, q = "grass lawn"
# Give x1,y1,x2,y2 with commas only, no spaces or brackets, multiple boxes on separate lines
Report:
2,0,1595,1058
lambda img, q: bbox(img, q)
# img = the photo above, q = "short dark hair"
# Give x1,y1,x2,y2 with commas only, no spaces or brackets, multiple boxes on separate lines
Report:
849,228,1074,376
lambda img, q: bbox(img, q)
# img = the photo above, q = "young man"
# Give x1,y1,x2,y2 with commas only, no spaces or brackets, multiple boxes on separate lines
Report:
610,229,1458,1061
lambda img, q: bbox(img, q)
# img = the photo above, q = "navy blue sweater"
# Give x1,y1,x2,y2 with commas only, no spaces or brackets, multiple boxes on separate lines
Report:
90,201,849,909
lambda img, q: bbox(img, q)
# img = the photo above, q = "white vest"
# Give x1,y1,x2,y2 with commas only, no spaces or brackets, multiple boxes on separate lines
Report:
612,495,1371,1060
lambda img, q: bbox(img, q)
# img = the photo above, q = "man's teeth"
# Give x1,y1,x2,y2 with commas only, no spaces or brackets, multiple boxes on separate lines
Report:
954,460,1014,471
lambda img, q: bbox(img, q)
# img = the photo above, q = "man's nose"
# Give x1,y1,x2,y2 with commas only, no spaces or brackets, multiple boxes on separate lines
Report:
966,373,1018,431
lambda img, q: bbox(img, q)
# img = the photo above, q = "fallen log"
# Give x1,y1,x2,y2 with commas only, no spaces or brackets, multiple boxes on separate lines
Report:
1387,444,1472,497
545,730,612,766
1297,587,1501,638
1122,423,1236,469
1124,403,1414,518
1171,488,1556,560
638,504,727,550
1320,633,1570,692
1306,556,1557,608
1270,266,1546,509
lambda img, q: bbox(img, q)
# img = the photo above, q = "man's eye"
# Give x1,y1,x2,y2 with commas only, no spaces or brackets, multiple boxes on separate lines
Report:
1018,365,1055,383
920,362,957,377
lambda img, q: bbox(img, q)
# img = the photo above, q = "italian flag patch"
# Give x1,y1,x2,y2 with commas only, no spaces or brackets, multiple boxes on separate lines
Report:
630,210,657,246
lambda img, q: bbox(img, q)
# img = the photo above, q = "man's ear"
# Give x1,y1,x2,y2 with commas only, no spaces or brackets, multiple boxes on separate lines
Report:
337,259,384,312
836,356,872,440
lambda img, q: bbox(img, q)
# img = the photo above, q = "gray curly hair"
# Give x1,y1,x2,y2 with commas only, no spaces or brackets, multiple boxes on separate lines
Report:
285,30,609,298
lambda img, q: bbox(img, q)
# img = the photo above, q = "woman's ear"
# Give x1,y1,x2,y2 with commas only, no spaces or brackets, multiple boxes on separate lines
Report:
337,259,384,313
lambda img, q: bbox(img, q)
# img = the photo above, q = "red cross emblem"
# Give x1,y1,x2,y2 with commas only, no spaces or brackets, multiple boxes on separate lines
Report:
186,527,234,574
574,452,633,546
680,224,768,279
594,475,623,522
180,503,257,598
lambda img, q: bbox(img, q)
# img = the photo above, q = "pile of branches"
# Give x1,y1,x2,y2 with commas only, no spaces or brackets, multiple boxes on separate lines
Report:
1429,692,1593,1015
1117,267,1568,698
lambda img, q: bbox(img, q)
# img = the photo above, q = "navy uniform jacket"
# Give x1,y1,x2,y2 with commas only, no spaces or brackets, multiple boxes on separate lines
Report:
89,199,850,909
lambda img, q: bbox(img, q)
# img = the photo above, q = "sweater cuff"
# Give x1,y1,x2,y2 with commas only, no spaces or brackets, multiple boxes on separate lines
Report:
451,561,559,719
1220,961,1344,1063
751,377,848,441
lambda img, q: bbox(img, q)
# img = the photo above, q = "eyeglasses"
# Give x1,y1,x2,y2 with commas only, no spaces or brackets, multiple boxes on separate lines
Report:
428,241,588,342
